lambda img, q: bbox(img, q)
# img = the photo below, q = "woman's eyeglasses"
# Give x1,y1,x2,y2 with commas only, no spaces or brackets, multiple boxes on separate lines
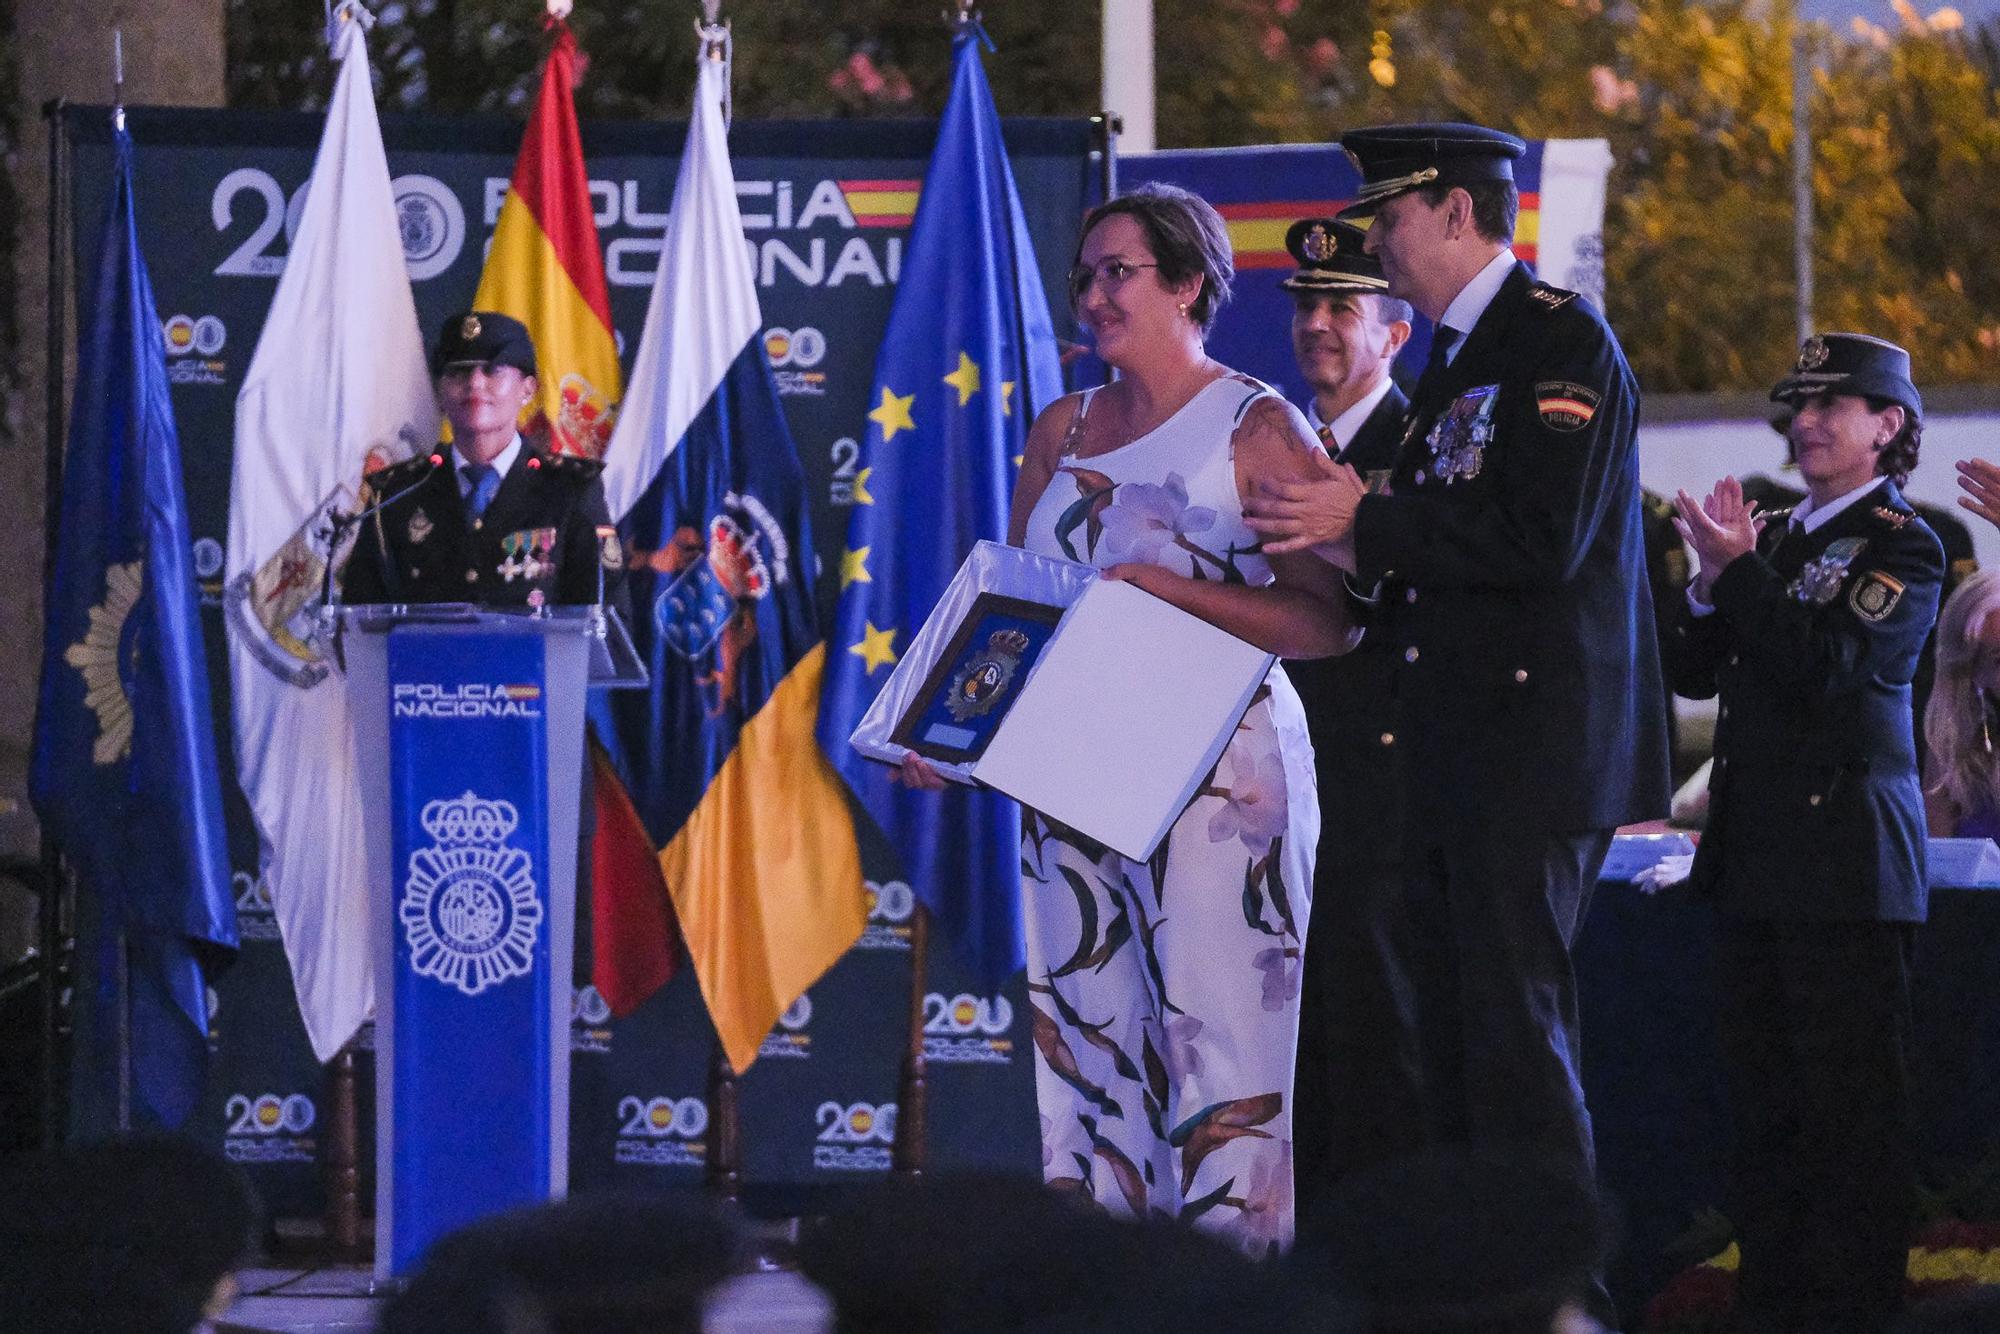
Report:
1068,259,1161,302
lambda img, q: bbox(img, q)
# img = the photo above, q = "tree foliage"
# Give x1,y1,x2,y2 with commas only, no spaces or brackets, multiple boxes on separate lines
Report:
223,0,2000,390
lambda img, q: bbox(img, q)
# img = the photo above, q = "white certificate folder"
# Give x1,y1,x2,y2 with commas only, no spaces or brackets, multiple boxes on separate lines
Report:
849,540,1276,862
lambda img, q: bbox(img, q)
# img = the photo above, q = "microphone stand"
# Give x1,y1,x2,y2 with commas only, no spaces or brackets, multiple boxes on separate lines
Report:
318,453,447,670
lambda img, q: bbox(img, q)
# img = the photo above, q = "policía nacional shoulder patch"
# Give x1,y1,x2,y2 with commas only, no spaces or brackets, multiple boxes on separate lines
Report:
1850,569,1906,622
1536,381,1602,431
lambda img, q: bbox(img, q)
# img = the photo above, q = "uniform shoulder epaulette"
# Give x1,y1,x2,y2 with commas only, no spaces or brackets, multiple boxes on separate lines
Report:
1762,506,1795,526
1870,504,1913,529
530,450,606,479
1525,282,1580,313
366,453,442,494
1645,492,1674,520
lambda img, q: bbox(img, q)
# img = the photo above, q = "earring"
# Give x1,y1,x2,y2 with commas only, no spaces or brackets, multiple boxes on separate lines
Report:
1178,302,1189,318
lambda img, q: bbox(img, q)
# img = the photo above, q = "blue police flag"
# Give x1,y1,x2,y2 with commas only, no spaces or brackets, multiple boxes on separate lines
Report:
30,125,237,1130
817,23,1065,984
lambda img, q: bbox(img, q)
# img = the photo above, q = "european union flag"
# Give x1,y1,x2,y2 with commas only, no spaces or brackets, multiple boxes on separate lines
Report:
30,124,237,1131
817,23,1065,985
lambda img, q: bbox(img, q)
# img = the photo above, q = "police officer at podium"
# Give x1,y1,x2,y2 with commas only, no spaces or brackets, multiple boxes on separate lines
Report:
1668,333,1942,1333
342,310,616,608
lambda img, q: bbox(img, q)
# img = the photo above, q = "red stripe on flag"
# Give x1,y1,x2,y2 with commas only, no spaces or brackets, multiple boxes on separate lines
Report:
590,738,679,1016
508,23,615,331
1214,199,1351,220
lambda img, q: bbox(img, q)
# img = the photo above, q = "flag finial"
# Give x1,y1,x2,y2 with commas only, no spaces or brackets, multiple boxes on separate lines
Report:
111,29,125,130
546,0,574,18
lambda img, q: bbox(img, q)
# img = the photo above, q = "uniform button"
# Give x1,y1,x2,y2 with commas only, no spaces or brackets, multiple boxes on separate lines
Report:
1380,732,1395,747
466,570,479,583
1513,668,1529,683
1404,646,1420,663
1808,793,1822,806
410,567,422,578
1728,654,1740,666
1405,587,1418,604
1383,569,1397,581
473,519,483,531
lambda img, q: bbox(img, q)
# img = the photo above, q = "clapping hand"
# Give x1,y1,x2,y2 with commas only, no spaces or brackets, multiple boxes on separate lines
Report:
1241,452,1366,563
1671,476,1764,601
1957,459,2000,531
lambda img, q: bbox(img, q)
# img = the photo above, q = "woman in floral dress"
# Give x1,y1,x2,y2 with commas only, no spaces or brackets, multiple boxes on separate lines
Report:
902,184,1356,1254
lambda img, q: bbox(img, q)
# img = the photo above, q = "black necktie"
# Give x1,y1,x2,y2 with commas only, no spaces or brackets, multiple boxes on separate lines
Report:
1414,325,1459,405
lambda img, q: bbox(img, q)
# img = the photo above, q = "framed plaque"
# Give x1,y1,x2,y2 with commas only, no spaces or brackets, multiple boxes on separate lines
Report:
849,541,1277,862
887,593,1065,765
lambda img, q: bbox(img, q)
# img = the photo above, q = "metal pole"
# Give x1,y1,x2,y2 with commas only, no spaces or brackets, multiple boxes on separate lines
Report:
891,906,930,1178
39,98,73,1148
1101,0,1155,154
1792,8,1814,343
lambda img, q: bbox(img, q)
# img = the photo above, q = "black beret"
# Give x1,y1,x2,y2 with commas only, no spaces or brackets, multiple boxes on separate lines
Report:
431,310,537,378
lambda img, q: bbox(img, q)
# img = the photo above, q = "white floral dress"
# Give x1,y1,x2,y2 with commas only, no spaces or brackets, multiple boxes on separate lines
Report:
1017,376,1319,1256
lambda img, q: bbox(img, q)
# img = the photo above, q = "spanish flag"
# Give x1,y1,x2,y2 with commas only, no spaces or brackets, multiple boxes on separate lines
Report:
479,21,679,1015
597,44,865,1075
473,19,621,459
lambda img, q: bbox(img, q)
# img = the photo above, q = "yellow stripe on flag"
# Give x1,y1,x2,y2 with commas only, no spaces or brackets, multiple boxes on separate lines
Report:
476,192,624,457
659,644,867,1074
1225,217,1291,259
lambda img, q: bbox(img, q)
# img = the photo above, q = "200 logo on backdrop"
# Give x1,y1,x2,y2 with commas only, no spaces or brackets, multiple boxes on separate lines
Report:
860,879,915,952
223,1092,317,1165
922,992,1016,1066
759,991,814,1062
613,1095,708,1169
812,1100,896,1173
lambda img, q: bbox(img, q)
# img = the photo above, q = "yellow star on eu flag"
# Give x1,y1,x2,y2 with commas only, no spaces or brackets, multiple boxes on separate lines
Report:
852,466,874,505
1001,380,1017,417
850,621,899,675
868,386,917,443
943,351,982,407
841,546,873,591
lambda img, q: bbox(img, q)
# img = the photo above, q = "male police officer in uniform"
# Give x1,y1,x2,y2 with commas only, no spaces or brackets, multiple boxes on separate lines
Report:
1670,334,1941,1333
343,311,615,608
1275,218,1425,1212
1245,126,1670,1288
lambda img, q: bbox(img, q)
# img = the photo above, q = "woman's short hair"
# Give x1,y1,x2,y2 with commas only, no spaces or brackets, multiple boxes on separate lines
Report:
1075,183,1235,335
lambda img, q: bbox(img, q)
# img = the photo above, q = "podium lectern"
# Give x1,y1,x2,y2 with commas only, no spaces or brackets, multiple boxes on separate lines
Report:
337,604,639,1280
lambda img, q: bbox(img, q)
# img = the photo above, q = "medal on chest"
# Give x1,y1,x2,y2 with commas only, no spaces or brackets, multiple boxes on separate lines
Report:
1416,385,1500,487
500,527,558,582
1787,535,1868,605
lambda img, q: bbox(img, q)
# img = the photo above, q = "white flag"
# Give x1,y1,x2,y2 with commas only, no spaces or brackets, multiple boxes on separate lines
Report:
224,11,438,1062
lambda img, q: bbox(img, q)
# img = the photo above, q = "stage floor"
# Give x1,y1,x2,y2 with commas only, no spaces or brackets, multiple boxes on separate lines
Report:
213,1265,833,1333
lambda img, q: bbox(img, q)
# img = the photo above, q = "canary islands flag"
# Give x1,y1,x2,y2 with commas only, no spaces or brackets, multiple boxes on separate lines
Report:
31,123,237,1130
816,24,1064,985
597,40,864,1075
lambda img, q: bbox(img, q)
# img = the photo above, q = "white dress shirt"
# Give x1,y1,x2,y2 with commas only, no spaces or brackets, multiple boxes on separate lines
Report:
1434,247,1519,365
1308,375,1398,457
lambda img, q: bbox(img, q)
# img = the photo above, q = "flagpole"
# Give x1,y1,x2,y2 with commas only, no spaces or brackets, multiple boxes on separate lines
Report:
38,93,72,1147
892,905,930,1179
108,29,135,1136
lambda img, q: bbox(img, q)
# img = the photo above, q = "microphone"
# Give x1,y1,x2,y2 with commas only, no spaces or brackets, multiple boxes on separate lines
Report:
317,451,448,665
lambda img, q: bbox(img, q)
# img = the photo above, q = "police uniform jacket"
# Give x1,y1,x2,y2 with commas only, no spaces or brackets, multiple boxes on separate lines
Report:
1351,262,1670,832
1668,481,1943,923
342,442,614,608
1287,382,1409,864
